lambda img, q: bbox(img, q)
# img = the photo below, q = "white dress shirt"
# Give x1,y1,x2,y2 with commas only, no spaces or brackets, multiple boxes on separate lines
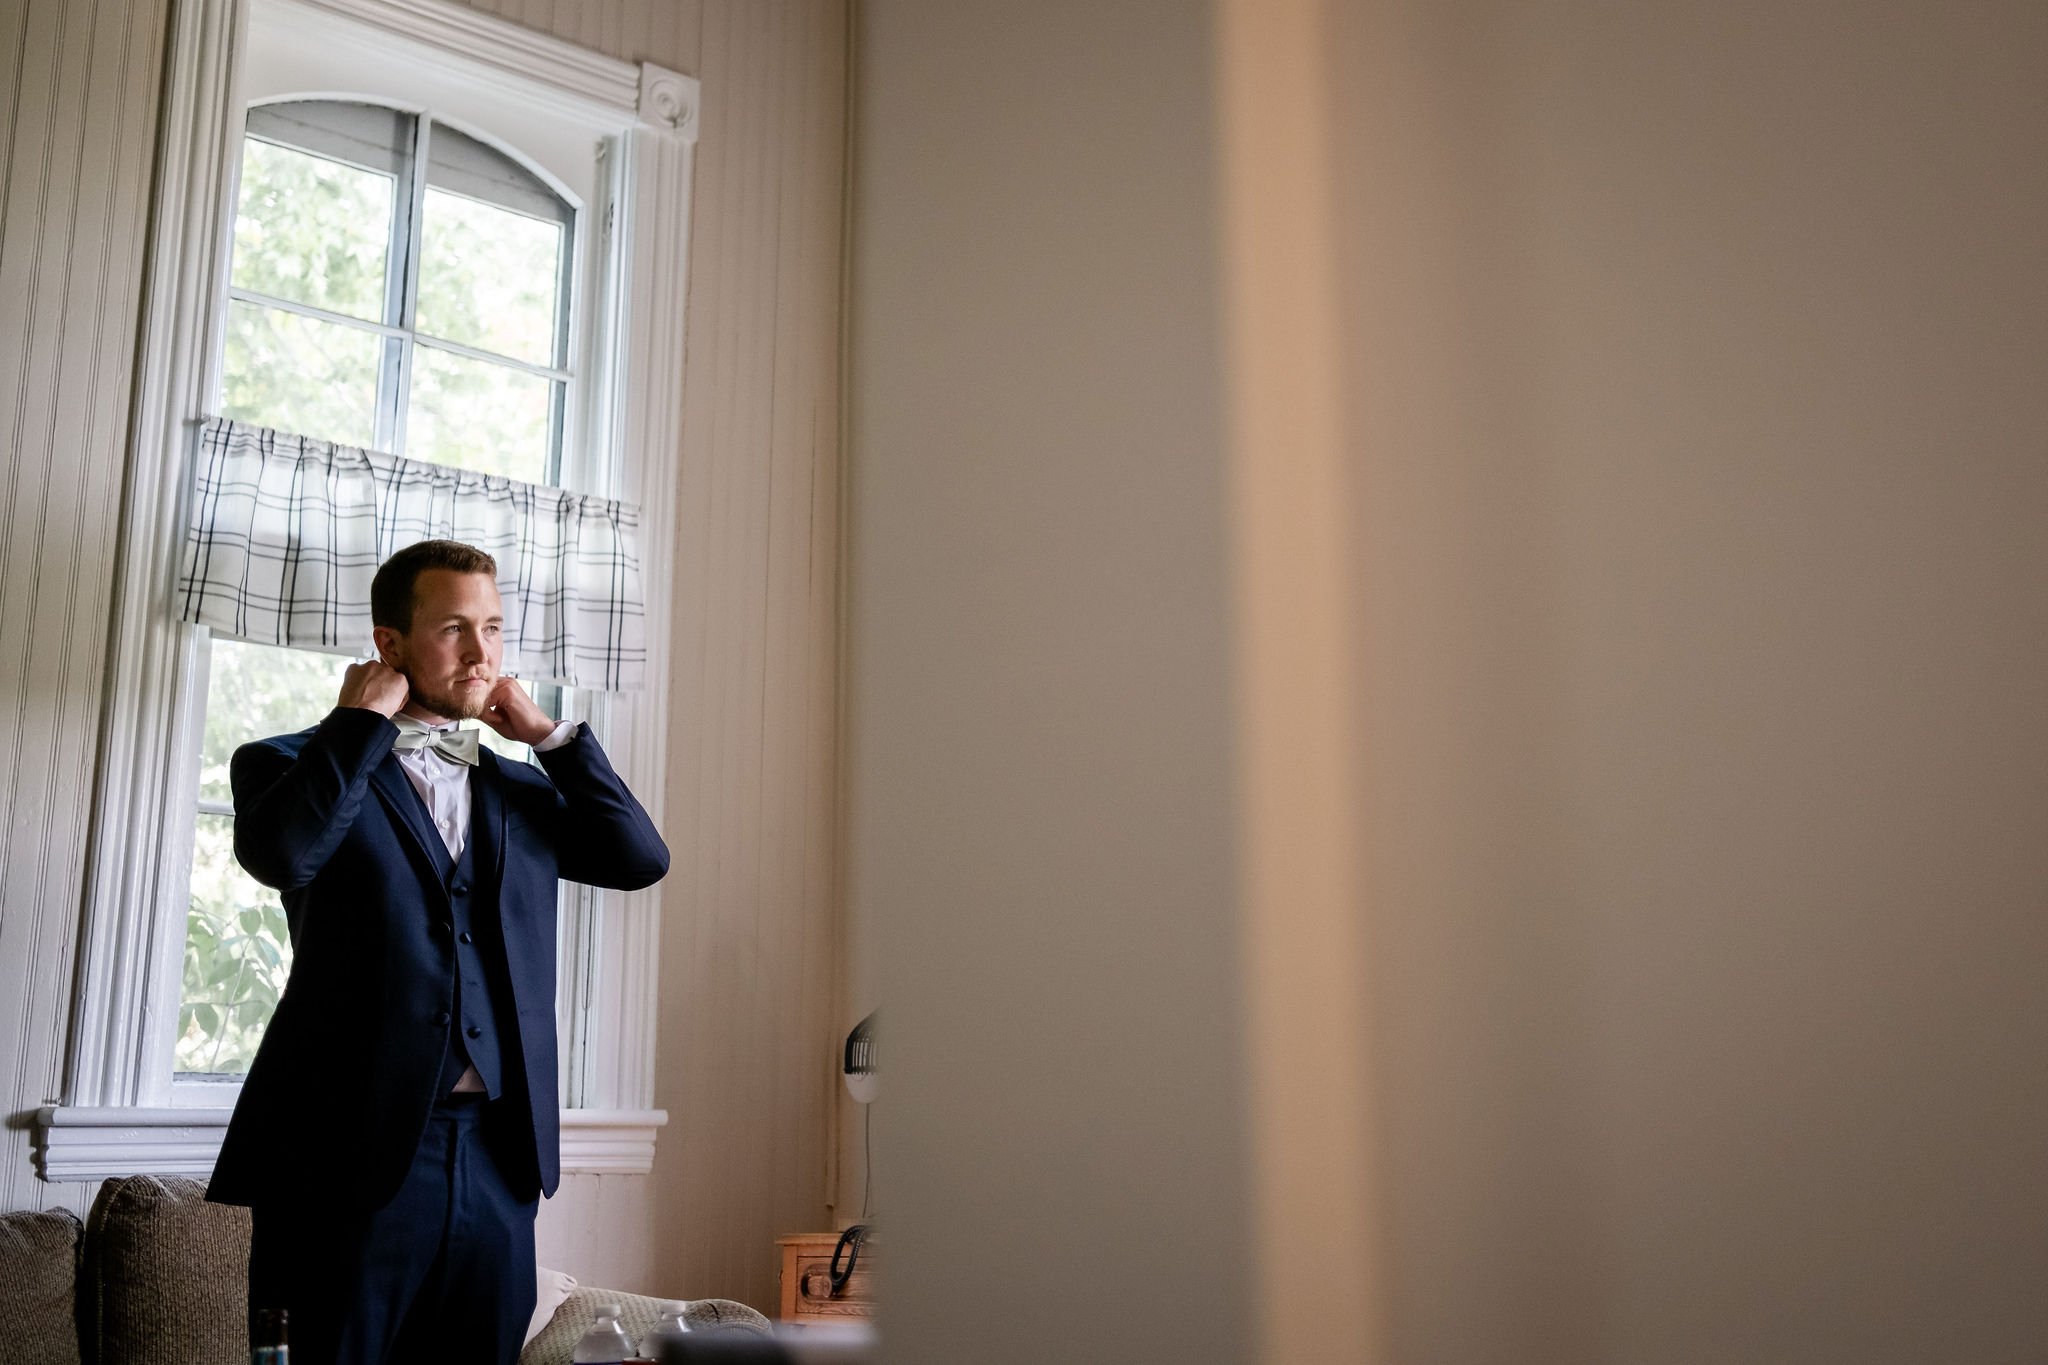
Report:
393,717,577,862
394,715,576,1093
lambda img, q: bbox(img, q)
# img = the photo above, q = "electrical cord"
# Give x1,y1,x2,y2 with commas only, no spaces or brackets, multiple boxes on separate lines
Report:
861,1101,873,1220
828,1105,875,1296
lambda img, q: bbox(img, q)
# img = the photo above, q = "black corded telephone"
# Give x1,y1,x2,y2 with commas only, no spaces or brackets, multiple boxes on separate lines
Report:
829,1222,870,1294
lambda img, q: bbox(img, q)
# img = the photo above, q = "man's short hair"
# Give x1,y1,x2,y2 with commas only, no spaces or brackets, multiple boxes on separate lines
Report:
371,540,499,632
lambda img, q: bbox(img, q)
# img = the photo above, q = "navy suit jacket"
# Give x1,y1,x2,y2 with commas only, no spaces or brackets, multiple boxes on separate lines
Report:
206,705,668,1211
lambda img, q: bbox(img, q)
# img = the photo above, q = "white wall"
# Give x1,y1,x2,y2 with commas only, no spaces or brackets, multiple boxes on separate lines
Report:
847,0,2048,1360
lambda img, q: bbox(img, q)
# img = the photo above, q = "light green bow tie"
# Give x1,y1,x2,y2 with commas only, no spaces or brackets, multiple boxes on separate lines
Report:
391,717,481,767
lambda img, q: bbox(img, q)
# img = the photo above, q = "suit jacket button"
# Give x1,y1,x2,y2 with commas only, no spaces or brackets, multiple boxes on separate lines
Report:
433,1011,451,1027
431,920,450,936
465,1025,482,1039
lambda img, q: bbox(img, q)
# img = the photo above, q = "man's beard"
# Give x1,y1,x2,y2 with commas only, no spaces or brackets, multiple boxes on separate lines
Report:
406,674,491,721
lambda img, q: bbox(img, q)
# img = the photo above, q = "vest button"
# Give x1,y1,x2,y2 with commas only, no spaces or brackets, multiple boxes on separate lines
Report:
452,883,470,896
431,920,451,936
432,1011,451,1027
465,1025,482,1039
460,931,474,944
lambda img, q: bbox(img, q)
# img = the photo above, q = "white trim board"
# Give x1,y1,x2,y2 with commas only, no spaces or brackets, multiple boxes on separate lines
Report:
34,1106,668,1183
288,0,641,114
69,0,248,1120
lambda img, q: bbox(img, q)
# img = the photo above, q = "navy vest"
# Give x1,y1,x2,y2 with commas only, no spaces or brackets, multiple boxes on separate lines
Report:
429,778,517,1100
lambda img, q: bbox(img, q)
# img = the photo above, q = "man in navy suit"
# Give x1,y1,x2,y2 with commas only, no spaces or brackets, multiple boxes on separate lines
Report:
207,539,669,1365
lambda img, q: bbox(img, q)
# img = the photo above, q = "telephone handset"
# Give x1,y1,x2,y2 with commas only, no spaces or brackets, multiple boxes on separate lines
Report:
829,1223,870,1294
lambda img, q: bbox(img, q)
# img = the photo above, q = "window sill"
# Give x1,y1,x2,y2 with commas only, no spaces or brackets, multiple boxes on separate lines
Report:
33,1105,667,1183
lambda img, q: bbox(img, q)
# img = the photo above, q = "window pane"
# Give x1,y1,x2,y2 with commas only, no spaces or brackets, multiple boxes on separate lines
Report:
416,186,565,367
406,343,555,482
199,640,354,805
222,298,383,448
477,680,569,766
231,137,395,322
179,812,292,1075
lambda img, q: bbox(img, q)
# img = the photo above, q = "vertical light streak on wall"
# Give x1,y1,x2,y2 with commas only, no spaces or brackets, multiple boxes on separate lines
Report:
1214,0,1381,1359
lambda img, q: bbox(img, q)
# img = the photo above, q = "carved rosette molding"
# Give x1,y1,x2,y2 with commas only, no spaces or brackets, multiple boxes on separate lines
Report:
34,1106,668,1182
638,62,699,140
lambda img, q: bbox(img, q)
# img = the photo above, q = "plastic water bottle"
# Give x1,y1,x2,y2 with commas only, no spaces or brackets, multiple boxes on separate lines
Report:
571,1303,636,1364
638,1300,691,1358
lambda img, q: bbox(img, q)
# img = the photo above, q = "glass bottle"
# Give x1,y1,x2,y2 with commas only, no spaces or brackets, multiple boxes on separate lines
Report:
251,1307,289,1364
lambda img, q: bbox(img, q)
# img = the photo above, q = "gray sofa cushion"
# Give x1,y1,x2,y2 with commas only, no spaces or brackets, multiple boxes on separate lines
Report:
84,1175,249,1365
0,1206,85,1365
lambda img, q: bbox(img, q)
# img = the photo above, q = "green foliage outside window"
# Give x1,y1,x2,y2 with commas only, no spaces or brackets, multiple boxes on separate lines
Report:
416,186,563,366
406,338,554,483
180,814,292,1074
408,185,563,480
224,139,392,447
232,137,392,320
180,640,345,1073
222,299,383,448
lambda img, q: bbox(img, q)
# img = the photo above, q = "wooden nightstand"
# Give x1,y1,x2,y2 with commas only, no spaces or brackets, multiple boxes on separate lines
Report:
776,1231,875,1325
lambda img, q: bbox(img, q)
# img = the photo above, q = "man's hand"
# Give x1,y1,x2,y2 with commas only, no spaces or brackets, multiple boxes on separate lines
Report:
479,676,559,747
338,660,409,717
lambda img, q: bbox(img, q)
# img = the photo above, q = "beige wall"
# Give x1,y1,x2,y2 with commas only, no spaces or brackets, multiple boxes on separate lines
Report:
1338,3,2048,1359
848,0,2048,1360
846,2,1257,1359
0,0,847,1317
645,0,844,1312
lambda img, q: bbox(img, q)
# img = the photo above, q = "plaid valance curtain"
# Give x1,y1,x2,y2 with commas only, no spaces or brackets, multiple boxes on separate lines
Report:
176,417,646,691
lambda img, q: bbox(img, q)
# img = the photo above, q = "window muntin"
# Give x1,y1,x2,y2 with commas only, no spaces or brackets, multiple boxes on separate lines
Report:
221,298,385,447
220,99,573,471
230,133,395,321
178,97,580,1075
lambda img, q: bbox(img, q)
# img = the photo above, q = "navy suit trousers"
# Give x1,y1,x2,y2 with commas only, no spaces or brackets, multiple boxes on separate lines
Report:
249,1092,538,1365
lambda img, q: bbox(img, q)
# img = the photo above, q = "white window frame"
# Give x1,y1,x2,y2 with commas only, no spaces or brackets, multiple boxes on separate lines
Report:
37,0,698,1182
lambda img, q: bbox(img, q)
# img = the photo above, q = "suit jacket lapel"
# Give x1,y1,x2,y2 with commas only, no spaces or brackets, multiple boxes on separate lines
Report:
368,755,454,885
471,750,507,890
